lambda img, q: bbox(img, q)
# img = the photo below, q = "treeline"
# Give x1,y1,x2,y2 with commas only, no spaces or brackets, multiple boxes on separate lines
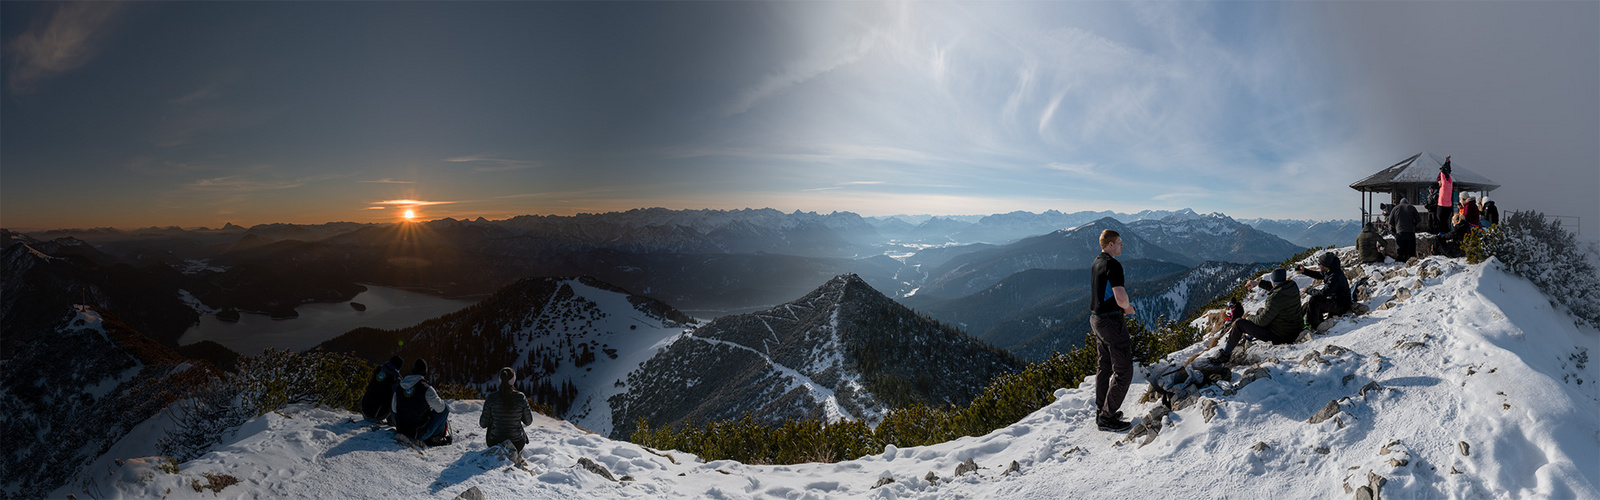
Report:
630,316,1196,465
630,247,1326,465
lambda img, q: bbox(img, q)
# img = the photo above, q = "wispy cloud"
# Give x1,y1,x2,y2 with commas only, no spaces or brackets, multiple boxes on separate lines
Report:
717,27,885,117
372,199,455,206
186,176,305,192
366,206,387,210
443,156,540,173
358,178,415,184
4,2,124,94
1044,162,1096,175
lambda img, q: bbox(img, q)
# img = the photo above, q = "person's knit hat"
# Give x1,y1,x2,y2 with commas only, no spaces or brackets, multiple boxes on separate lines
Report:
412,359,428,377
499,367,515,382
1269,268,1289,286
389,356,404,370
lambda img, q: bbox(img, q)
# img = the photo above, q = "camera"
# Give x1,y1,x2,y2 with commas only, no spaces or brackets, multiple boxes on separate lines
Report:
1379,202,1393,212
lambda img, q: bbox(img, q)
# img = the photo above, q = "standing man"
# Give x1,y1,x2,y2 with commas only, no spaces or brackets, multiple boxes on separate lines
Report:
1388,198,1418,261
1089,229,1135,432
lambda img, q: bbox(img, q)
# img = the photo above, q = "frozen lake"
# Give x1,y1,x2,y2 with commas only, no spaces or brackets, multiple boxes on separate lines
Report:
178,284,476,356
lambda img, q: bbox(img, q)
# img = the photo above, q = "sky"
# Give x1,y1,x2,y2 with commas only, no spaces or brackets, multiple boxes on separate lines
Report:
2,1,1596,237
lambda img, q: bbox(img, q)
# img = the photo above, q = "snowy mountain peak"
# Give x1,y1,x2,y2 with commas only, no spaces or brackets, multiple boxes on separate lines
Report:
607,274,1021,438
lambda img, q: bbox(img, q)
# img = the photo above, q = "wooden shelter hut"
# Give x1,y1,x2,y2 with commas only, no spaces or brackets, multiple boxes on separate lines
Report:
1349,152,1500,231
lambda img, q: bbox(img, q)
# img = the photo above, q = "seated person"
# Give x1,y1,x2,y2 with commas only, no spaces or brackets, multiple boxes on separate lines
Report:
1212,269,1303,363
393,359,452,446
1297,252,1352,328
481,367,534,456
1440,213,1471,258
1356,223,1385,264
360,356,405,425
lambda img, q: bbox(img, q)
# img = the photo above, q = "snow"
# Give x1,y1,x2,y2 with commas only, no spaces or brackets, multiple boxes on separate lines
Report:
60,253,1599,499
686,333,859,423
177,289,218,315
525,279,688,436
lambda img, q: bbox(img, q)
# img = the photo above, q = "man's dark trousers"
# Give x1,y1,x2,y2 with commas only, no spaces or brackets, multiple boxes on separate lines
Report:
1090,313,1133,419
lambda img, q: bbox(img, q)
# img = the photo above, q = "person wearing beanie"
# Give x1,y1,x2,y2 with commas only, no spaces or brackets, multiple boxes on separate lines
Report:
360,356,405,425
1211,268,1304,364
393,358,452,446
1297,252,1353,329
480,367,534,457
1356,222,1384,264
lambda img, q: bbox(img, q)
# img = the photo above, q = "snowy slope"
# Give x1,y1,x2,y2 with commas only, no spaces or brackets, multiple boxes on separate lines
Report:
64,253,1598,499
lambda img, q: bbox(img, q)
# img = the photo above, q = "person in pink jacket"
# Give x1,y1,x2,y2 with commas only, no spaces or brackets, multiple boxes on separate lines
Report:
1436,155,1455,235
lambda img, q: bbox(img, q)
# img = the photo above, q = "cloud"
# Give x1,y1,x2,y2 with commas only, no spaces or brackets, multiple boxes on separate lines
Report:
185,176,305,192
443,156,540,172
366,206,387,210
717,28,884,117
358,178,415,184
4,2,124,94
1044,162,1096,175
372,199,455,206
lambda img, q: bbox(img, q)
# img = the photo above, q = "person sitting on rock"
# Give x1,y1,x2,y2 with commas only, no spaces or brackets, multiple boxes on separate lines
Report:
1297,252,1351,329
393,359,453,446
360,356,405,425
1439,213,1471,259
1212,269,1304,364
480,367,534,457
1356,223,1385,264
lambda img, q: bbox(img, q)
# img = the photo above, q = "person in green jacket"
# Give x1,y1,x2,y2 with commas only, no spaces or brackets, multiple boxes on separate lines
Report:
1212,268,1304,363
1356,222,1385,264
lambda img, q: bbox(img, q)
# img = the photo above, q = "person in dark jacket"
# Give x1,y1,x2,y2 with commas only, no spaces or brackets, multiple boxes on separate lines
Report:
1483,200,1500,226
1439,213,1471,258
481,367,534,455
1298,252,1352,329
1356,223,1385,264
361,356,404,425
393,359,452,446
1212,269,1303,363
1388,198,1419,261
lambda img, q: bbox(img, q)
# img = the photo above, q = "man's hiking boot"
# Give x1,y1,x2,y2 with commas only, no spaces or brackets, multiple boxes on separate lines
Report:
424,434,453,447
1096,414,1132,432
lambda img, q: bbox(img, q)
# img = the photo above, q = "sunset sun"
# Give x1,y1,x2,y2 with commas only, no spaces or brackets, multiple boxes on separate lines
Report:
403,209,415,220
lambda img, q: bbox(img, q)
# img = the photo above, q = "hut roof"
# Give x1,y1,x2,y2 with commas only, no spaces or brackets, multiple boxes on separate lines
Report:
1349,152,1500,193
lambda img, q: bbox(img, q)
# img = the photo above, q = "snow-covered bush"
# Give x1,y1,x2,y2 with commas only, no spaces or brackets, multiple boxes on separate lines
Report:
234,349,373,417
157,378,249,462
1472,210,1600,324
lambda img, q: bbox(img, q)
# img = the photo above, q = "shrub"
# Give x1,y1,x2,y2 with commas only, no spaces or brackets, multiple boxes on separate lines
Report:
157,378,250,462
234,349,374,416
629,318,1200,464
1473,210,1600,324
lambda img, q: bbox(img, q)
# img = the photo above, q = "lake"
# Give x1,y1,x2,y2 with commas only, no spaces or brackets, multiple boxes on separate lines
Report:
178,284,477,355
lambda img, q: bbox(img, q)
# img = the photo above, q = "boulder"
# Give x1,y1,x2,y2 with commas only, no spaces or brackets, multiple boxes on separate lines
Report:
872,476,895,489
954,458,979,477
1308,400,1343,424
1201,399,1219,423
577,457,616,481
1003,461,1021,476
452,486,486,500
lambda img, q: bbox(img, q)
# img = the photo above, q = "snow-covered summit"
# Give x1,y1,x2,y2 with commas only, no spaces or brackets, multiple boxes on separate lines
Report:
59,253,1600,499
